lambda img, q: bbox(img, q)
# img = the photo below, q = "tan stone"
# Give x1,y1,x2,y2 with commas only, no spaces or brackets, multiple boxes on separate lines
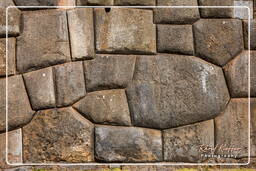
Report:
243,19,256,50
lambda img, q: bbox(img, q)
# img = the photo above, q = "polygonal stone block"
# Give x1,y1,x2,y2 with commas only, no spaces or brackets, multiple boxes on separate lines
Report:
126,54,230,129
17,10,71,73
193,19,244,66
95,125,162,162
95,8,156,54
73,89,131,126
23,107,94,163
114,0,155,6
23,67,56,110
243,19,256,50
154,0,200,24
234,1,253,19
54,62,86,107
84,55,136,91
157,24,194,55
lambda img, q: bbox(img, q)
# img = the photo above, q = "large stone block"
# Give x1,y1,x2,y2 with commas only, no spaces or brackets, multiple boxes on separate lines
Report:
163,120,214,162
114,0,155,6
23,107,94,163
154,0,200,24
243,19,256,50
95,125,162,162
126,54,230,129
17,10,71,73
157,24,194,55
95,8,156,54
73,89,131,126
0,75,34,132
67,8,94,60
193,19,244,66
23,67,56,110
84,55,136,91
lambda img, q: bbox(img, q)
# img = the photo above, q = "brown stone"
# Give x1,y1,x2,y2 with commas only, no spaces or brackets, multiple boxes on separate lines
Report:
243,19,256,50
23,107,94,163
16,10,71,73
95,8,156,54
95,125,162,162
114,0,155,6
251,99,256,157
77,0,114,6
14,0,75,6
73,89,131,126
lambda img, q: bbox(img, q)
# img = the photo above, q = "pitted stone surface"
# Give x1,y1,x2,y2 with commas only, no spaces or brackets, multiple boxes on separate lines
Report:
114,0,155,6
154,0,200,24
23,107,94,163
67,8,94,60
243,19,256,50
95,8,156,54
193,19,244,66
23,67,56,110
95,125,162,162
14,0,76,6
0,75,34,132
84,55,136,91
163,120,214,162
17,10,70,73
73,89,131,126
126,54,230,129
157,25,194,55
54,62,86,107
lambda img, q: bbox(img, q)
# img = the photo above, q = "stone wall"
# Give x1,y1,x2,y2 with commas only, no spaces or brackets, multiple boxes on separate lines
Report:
0,0,256,170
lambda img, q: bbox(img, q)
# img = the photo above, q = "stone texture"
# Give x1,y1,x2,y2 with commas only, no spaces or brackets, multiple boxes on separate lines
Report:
17,10,70,73
126,54,230,129
95,125,162,162
157,24,194,55
198,0,234,18
73,89,131,126
0,75,34,132
154,0,200,24
95,8,156,54
54,62,86,107
23,67,56,110
77,0,114,5
84,55,136,91
0,38,16,76
224,51,256,97
114,0,155,6
23,107,94,163
163,120,214,162
251,98,256,157
14,0,76,6
193,19,244,66
234,1,253,19
67,8,94,60
243,19,256,50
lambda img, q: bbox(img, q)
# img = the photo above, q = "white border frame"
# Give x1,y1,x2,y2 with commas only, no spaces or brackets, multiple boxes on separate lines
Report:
5,5,251,166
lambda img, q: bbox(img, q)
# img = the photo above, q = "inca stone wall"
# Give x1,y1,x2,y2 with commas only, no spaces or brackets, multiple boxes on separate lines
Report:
0,0,256,169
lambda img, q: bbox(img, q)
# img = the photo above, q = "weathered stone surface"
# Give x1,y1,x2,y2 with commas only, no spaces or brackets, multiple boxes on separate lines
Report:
194,19,244,66
0,38,16,76
0,75,34,132
114,0,155,6
154,0,200,24
163,120,214,162
198,0,234,18
95,125,162,162
67,8,94,60
251,98,256,157
243,19,256,50
23,67,55,110
157,25,194,55
23,107,94,163
126,54,230,129
234,1,253,19
95,8,156,54
14,0,76,6
73,89,131,126
54,62,85,107
84,55,136,91
77,0,113,5
17,10,70,73
224,51,256,97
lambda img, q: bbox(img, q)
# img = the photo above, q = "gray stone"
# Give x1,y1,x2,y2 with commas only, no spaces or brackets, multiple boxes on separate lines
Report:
114,0,155,6
14,0,75,6
95,125,162,162
243,19,256,50
193,19,244,66
67,8,94,60
157,24,194,55
234,1,253,19
95,8,156,54
163,120,214,162
154,0,200,24
126,54,230,129
73,89,131,126
23,67,56,110
54,62,86,107
77,0,114,5
84,55,136,91
16,10,71,73
23,107,94,163
0,75,34,132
